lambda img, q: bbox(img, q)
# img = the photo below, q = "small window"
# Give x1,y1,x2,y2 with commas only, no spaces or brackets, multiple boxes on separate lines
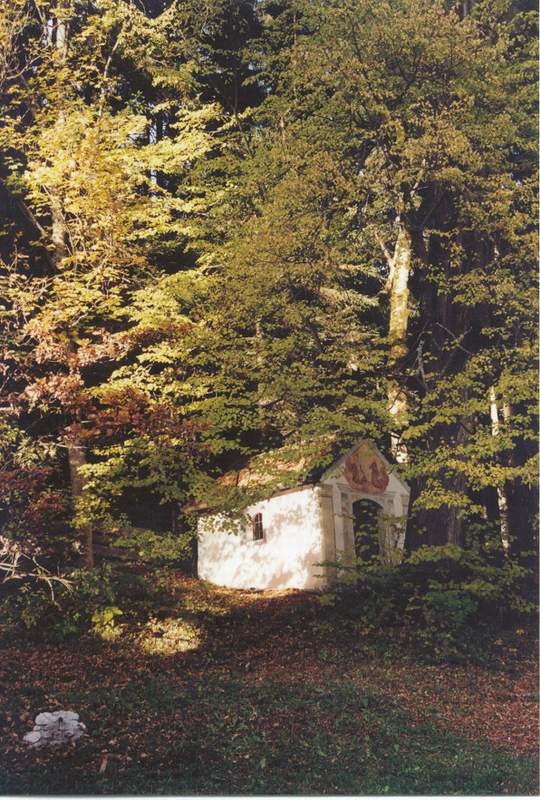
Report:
253,512,264,541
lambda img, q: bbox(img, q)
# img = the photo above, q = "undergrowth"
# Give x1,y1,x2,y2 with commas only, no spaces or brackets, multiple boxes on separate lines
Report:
320,544,537,663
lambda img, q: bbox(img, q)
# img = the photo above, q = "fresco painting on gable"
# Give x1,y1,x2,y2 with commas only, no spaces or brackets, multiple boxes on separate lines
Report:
343,443,389,495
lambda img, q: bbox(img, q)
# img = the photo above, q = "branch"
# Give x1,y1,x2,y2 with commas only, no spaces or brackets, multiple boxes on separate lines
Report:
0,539,74,599
97,23,125,120
374,229,394,270
435,322,473,355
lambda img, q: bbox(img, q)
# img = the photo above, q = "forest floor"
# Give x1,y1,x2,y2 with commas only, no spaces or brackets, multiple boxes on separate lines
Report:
0,570,538,796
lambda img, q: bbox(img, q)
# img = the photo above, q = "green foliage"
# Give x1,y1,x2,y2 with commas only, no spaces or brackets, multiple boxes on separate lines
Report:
2,565,119,641
0,0,537,600
409,589,479,662
91,605,123,640
114,527,193,563
324,543,536,662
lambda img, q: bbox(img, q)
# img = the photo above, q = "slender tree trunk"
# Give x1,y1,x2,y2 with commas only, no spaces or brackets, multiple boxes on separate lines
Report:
52,181,93,567
501,402,538,573
51,198,66,264
50,4,94,569
67,440,93,568
461,0,473,19
447,407,468,546
387,220,412,463
489,387,509,550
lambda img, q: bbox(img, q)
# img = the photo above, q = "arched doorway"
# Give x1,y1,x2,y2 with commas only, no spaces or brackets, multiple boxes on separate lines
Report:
352,498,383,562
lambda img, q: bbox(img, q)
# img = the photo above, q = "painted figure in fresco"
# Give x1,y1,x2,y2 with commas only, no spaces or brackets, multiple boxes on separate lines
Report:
369,460,388,492
344,455,369,491
344,446,389,495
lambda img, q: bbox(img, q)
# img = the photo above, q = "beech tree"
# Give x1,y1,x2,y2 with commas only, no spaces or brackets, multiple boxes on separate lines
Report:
185,0,537,555
0,0,537,586
0,0,222,570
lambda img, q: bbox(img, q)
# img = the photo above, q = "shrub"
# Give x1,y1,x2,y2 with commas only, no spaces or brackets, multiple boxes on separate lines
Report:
322,544,536,662
407,588,479,662
91,605,123,640
2,564,121,641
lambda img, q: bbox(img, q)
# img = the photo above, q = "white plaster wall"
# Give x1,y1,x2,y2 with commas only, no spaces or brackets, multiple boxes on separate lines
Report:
197,486,326,591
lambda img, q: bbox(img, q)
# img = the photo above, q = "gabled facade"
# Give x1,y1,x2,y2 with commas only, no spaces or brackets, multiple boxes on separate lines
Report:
197,440,410,591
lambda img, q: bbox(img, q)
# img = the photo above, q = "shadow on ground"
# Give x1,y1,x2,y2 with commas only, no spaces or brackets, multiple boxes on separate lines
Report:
0,571,538,795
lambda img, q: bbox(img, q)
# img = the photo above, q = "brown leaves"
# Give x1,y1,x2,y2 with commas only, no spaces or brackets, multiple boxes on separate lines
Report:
0,573,537,797
69,386,200,446
22,373,88,412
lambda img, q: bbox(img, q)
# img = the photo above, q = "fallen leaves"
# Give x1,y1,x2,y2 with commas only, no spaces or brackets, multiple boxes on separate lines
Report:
0,571,537,795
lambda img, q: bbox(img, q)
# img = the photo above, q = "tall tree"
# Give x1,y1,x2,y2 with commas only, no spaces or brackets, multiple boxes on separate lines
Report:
0,0,536,581
0,0,221,566
189,0,538,554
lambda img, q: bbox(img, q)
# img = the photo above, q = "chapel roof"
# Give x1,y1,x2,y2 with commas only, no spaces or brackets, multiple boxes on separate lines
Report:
215,436,336,491
185,437,408,513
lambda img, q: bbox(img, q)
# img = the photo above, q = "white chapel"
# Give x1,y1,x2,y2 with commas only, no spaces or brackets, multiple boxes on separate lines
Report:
197,440,410,591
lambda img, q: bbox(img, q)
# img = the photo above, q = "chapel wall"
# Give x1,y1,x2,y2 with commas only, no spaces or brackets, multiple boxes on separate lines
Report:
197,486,326,591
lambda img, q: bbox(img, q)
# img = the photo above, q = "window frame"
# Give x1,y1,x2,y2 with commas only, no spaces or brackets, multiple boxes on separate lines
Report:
252,512,264,542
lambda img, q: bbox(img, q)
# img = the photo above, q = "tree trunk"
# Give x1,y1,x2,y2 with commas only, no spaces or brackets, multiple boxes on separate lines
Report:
51,197,66,265
404,221,472,551
488,387,509,550
50,5,94,569
67,440,93,568
502,402,538,573
52,200,93,566
406,405,469,551
505,475,538,567
461,0,473,19
387,220,412,463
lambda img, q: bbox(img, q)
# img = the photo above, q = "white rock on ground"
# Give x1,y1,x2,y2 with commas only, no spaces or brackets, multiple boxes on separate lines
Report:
23,711,87,749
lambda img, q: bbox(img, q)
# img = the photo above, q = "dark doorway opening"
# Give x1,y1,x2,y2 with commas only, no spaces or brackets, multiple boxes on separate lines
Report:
352,499,382,562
